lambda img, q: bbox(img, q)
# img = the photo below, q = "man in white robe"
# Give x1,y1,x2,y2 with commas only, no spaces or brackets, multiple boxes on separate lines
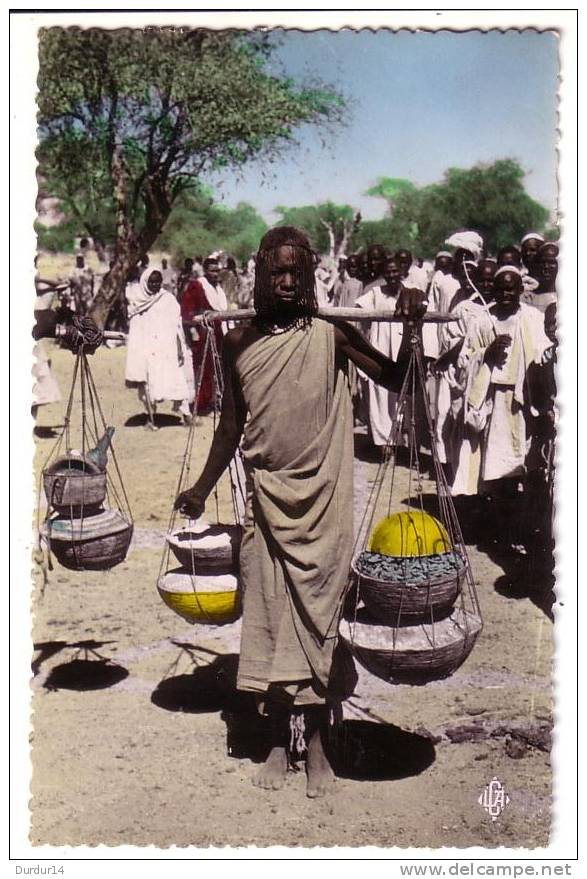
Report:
462,266,551,549
125,268,192,429
396,249,429,292
521,241,558,314
331,255,363,309
433,262,495,493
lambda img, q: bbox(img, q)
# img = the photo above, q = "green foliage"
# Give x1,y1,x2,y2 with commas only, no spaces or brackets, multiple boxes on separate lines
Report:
351,217,395,252
37,27,343,240
365,160,550,257
274,202,356,253
366,177,417,203
36,26,344,321
34,217,79,253
156,192,268,266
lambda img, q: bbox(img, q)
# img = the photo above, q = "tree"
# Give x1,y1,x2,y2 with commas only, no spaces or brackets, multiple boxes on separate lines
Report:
275,202,360,258
366,160,550,257
37,27,344,324
366,177,417,212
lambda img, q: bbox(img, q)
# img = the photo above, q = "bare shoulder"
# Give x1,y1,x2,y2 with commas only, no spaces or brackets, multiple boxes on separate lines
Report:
224,323,261,358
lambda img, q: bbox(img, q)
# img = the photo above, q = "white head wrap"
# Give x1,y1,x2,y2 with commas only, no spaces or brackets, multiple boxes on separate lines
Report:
435,251,453,259
127,267,165,318
445,230,484,260
520,232,545,245
494,265,522,279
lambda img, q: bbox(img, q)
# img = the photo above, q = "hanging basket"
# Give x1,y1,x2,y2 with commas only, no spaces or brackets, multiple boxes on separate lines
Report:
37,350,134,579
339,607,482,684
166,520,242,573
157,569,241,625
352,550,467,624
41,509,133,571
43,455,107,516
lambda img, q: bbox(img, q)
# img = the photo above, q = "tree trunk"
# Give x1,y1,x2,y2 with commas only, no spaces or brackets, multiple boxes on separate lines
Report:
92,238,108,264
89,150,176,327
337,212,362,258
89,214,171,327
319,219,336,259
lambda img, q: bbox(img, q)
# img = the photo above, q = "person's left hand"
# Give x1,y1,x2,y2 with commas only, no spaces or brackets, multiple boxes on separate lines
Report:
395,287,428,321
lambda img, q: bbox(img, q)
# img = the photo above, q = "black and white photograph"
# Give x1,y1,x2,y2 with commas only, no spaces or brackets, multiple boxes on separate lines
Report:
9,6,579,864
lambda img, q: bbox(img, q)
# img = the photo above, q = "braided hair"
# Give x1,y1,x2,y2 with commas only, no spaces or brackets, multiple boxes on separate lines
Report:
253,226,318,326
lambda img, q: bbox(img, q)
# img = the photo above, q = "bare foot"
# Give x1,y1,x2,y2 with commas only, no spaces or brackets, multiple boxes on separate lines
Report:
253,746,288,790
306,729,335,798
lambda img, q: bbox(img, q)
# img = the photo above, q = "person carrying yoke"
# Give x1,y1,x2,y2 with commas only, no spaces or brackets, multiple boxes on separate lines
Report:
175,227,426,798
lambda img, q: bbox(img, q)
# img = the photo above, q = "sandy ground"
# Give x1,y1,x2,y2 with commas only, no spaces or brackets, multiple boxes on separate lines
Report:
29,344,555,850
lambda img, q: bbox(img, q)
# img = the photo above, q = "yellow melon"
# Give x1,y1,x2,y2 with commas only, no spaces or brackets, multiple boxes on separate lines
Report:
368,511,451,558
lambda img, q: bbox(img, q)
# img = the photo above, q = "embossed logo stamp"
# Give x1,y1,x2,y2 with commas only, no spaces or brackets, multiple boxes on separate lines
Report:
478,777,511,821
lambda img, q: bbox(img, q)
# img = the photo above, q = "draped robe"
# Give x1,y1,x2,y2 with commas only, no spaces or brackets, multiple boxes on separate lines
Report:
234,320,354,705
181,278,227,411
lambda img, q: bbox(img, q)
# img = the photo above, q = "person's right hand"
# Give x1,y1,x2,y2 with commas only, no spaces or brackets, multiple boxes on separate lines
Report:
394,287,428,322
484,334,512,368
174,487,205,519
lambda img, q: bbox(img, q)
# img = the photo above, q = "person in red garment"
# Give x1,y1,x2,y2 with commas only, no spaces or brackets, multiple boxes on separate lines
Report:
180,257,228,413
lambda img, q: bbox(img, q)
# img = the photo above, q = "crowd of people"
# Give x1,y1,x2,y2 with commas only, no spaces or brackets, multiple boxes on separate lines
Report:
330,231,558,596
34,227,558,586
32,222,558,798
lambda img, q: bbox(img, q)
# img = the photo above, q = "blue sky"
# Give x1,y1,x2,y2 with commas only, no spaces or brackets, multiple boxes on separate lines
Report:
204,29,559,224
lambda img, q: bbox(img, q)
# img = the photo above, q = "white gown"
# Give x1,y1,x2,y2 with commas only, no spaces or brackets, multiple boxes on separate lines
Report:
465,303,551,485
125,290,190,404
355,286,402,447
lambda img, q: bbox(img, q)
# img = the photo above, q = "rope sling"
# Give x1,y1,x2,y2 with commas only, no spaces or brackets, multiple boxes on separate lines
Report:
157,319,246,626
37,347,133,580
341,326,483,683
157,306,482,679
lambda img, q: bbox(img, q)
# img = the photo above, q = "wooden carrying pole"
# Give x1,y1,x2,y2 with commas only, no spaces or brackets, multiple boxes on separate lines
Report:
183,307,456,325
100,309,455,341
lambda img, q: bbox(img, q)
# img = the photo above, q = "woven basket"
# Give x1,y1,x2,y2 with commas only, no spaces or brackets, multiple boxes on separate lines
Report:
41,509,133,571
43,456,106,516
166,521,242,574
352,553,467,624
157,569,241,626
339,608,482,684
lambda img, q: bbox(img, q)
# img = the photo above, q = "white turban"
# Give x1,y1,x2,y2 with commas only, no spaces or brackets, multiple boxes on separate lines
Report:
445,231,484,260
520,232,545,245
494,265,522,278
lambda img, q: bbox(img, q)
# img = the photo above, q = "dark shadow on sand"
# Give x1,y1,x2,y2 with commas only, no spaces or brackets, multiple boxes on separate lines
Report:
44,658,129,691
35,639,129,691
33,425,62,439
493,569,555,622
354,431,416,468
124,412,184,429
151,653,246,715
329,719,436,781
221,710,436,778
353,430,381,464
152,646,436,777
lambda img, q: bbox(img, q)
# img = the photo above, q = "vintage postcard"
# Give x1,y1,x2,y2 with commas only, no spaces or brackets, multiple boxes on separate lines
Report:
10,5,579,868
